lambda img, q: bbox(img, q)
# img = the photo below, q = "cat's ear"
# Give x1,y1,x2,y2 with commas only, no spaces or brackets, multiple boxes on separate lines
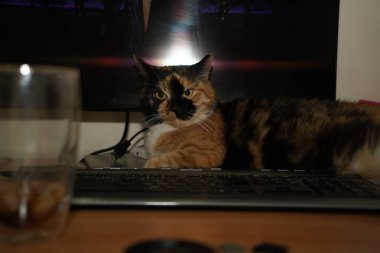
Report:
190,54,213,81
133,55,154,85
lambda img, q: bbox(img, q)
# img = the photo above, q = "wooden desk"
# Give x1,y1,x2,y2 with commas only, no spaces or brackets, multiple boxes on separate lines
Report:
2,209,380,253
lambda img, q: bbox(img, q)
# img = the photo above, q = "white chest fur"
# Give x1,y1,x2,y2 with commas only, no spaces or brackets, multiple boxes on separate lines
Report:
144,123,176,158
345,145,380,184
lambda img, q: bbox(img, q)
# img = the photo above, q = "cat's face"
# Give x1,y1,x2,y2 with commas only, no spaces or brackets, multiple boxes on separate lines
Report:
134,55,216,128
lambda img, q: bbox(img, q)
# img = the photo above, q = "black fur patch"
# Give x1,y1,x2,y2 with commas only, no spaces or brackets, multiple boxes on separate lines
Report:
168,77,196,120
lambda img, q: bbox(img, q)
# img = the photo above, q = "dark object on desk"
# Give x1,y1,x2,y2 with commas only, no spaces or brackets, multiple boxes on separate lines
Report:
253,243,288,253
125,239,215,253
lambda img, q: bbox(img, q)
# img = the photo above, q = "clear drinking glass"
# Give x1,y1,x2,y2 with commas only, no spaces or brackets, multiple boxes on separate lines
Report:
0,64,80,243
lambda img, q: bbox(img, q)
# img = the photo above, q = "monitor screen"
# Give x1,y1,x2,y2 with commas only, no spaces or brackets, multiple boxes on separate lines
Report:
0,0,339,111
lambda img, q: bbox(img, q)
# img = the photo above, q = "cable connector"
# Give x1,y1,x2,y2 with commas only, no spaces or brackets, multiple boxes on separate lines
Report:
112,140,131,160
112,127,148,161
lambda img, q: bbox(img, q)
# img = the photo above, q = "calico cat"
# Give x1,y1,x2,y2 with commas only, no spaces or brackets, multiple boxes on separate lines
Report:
134,54,380,183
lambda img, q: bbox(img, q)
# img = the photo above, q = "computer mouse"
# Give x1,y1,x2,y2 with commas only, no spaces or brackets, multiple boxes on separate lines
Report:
125,239,215,253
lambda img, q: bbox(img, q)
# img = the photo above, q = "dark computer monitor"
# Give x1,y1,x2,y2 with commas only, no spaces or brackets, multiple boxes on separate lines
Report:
0,0,339,111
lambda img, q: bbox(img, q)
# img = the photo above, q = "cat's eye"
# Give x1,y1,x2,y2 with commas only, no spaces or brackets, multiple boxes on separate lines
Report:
182,89,194,98
154,91,166,101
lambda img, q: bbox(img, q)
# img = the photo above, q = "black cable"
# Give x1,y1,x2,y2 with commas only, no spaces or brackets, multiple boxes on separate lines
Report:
79,111,130,162
130,127,149,142
112,127,148,160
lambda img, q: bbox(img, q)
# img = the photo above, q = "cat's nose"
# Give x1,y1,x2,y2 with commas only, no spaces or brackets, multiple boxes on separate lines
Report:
169,100,196,120
170,104,179,112
169,101,180,112
169,104,187,120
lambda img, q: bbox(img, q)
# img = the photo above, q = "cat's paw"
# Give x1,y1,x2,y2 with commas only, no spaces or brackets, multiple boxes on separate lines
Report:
144,158,170,169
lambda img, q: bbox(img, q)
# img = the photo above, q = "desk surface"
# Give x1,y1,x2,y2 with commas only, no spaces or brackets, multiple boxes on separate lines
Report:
2,209,380,253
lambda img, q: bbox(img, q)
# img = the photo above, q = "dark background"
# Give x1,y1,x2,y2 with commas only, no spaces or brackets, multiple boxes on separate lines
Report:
0,0,340,111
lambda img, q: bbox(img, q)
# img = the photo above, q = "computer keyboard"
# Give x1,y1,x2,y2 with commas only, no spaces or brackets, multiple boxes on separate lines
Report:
74,169,380,198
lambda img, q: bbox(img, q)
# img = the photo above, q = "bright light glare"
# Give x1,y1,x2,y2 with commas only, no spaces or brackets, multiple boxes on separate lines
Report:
19,64,31,76
159,44,198,66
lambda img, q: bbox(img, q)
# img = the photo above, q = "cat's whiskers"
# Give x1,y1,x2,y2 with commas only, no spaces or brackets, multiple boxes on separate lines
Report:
141,115,156,122
200,120,218,137
201,114,219,127
143,114,162,126
193,110,219,128
191,114,218,137
144,114,159,122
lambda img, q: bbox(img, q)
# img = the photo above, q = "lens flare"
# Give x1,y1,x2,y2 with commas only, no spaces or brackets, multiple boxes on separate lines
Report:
19,64,31,76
